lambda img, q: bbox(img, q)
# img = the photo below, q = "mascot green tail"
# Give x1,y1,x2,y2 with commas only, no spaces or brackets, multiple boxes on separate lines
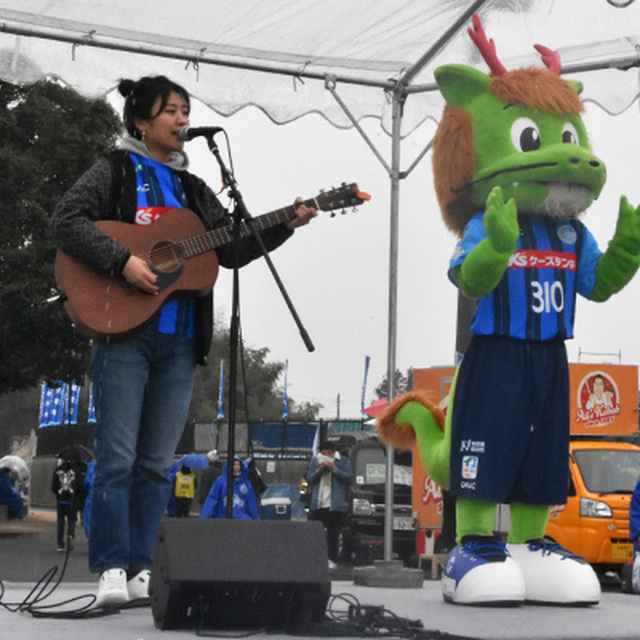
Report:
377,380,550,545
377,386,453,492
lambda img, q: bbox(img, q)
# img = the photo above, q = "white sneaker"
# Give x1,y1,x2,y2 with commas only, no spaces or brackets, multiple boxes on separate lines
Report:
442,538,525,605
96,568,129,608
127,569,151,600
507,539,601,605
328,560,338,570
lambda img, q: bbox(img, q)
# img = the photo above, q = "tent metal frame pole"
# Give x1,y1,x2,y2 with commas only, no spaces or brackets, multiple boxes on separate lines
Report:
326,80,424,566
383,87,403,562
379,0,488,566
323,1,488,569
324,77,391,173
0,22,398,91
324,1,489,568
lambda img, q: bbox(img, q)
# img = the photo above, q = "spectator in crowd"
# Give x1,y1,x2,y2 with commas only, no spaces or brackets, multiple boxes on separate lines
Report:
173,464,196,517
52,459,85,551
200,457,259,520
629,473,640,593
307,441,352,569
0,467,23,519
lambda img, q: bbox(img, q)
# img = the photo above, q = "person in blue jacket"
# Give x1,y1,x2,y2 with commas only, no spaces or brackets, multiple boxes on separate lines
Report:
629,474,640,593
0,467,23,519
307,441,352,568
200,457,259,520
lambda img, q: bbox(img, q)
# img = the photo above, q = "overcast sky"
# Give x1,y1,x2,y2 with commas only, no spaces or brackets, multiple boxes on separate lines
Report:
180,97,640,420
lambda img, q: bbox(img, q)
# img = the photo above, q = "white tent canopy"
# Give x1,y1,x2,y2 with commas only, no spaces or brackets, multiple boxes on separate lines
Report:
1,0,639,137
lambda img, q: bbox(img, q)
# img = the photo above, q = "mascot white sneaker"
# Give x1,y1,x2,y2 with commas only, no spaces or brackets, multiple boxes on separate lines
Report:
507,540,600,605
442,537,525,605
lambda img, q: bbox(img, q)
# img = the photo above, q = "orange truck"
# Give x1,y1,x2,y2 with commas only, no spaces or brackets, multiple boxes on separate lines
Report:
547,363,640,585
413,363,640,584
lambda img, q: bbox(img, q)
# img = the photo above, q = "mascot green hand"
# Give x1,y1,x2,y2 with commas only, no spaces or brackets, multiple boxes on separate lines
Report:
379,13,640,607
456,185,518,298
591,196,640,301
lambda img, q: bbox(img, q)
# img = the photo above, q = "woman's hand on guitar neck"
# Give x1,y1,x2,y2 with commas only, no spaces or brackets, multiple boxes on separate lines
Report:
122,255,159,294
287,198,317,229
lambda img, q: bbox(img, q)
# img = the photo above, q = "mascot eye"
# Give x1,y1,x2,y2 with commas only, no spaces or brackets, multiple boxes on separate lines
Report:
562,122,580,145
511,117,541,152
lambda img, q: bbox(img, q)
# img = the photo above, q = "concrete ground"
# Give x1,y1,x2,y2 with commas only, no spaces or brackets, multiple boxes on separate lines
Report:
1,509,639,640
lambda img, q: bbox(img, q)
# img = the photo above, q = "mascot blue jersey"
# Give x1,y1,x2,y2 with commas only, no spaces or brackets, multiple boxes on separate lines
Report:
450,213,602,341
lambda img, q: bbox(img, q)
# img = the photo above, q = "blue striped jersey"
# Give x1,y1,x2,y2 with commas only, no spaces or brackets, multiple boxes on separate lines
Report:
129,152,195,339
449,213,602,341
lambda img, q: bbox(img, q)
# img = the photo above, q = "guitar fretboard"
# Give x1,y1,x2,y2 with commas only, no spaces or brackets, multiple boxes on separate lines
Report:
180,197,318,258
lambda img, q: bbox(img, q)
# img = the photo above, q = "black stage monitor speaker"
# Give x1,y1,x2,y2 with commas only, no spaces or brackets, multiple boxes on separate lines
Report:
150,518,331,631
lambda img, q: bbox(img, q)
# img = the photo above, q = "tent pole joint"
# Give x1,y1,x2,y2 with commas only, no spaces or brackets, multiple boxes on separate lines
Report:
324,75,390,174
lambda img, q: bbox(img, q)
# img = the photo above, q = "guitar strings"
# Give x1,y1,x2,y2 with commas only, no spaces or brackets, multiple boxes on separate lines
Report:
137,205,297,269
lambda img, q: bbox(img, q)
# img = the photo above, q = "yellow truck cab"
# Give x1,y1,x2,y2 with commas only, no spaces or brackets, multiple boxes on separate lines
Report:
546,439,640,579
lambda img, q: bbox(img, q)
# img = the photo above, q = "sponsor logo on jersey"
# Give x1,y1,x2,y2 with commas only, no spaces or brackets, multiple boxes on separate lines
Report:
508,250,576,271
460,439,485,453
135,206,173,226
557,224,577,245
461,456,479,480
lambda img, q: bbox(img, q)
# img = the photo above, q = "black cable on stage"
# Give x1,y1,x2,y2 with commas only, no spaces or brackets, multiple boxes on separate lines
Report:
0,533,146,620
291,592,480,640
190,591,480,640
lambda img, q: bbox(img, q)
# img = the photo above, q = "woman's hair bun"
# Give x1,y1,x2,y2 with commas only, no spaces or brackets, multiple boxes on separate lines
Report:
118,79,136,98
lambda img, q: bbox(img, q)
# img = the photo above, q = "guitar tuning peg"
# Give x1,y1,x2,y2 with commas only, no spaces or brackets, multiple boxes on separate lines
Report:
330,211,336,218
341,208,346,215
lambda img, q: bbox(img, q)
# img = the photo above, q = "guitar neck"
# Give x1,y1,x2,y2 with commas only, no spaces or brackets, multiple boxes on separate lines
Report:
181,197,316,259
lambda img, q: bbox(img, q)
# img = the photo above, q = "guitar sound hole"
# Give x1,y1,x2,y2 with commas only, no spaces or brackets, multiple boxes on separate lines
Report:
149,241,184,273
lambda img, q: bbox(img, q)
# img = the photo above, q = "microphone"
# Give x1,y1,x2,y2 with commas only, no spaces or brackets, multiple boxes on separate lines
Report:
178,125,224,141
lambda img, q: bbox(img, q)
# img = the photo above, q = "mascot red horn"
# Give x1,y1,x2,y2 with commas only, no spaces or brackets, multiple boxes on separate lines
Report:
378,14,640,606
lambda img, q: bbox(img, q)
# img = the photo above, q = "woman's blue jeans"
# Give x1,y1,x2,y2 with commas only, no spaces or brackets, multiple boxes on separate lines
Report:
89,325,196,573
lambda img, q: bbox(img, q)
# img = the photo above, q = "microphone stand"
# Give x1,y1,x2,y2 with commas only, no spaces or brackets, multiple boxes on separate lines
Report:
202,133,315,518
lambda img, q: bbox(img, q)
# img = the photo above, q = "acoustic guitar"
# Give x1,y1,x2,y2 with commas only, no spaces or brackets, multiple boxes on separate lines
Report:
55,183,370,340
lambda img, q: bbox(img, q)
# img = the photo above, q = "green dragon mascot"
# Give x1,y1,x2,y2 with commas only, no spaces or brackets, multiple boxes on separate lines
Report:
378,14,640,606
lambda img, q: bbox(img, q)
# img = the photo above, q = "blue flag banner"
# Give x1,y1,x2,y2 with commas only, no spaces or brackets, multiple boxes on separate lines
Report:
50,383,65,425
39,380,84,427
217,360,225,419
38,382,55,427
88,386,97,423
69,381,82,424
282,359,289,419
39,381,69,427
361,355,371,414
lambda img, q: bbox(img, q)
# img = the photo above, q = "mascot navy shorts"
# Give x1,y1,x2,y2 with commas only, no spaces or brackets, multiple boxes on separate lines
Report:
450,334,570,505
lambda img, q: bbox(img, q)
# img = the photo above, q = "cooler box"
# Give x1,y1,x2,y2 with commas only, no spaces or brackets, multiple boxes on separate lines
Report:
261,496,292,520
